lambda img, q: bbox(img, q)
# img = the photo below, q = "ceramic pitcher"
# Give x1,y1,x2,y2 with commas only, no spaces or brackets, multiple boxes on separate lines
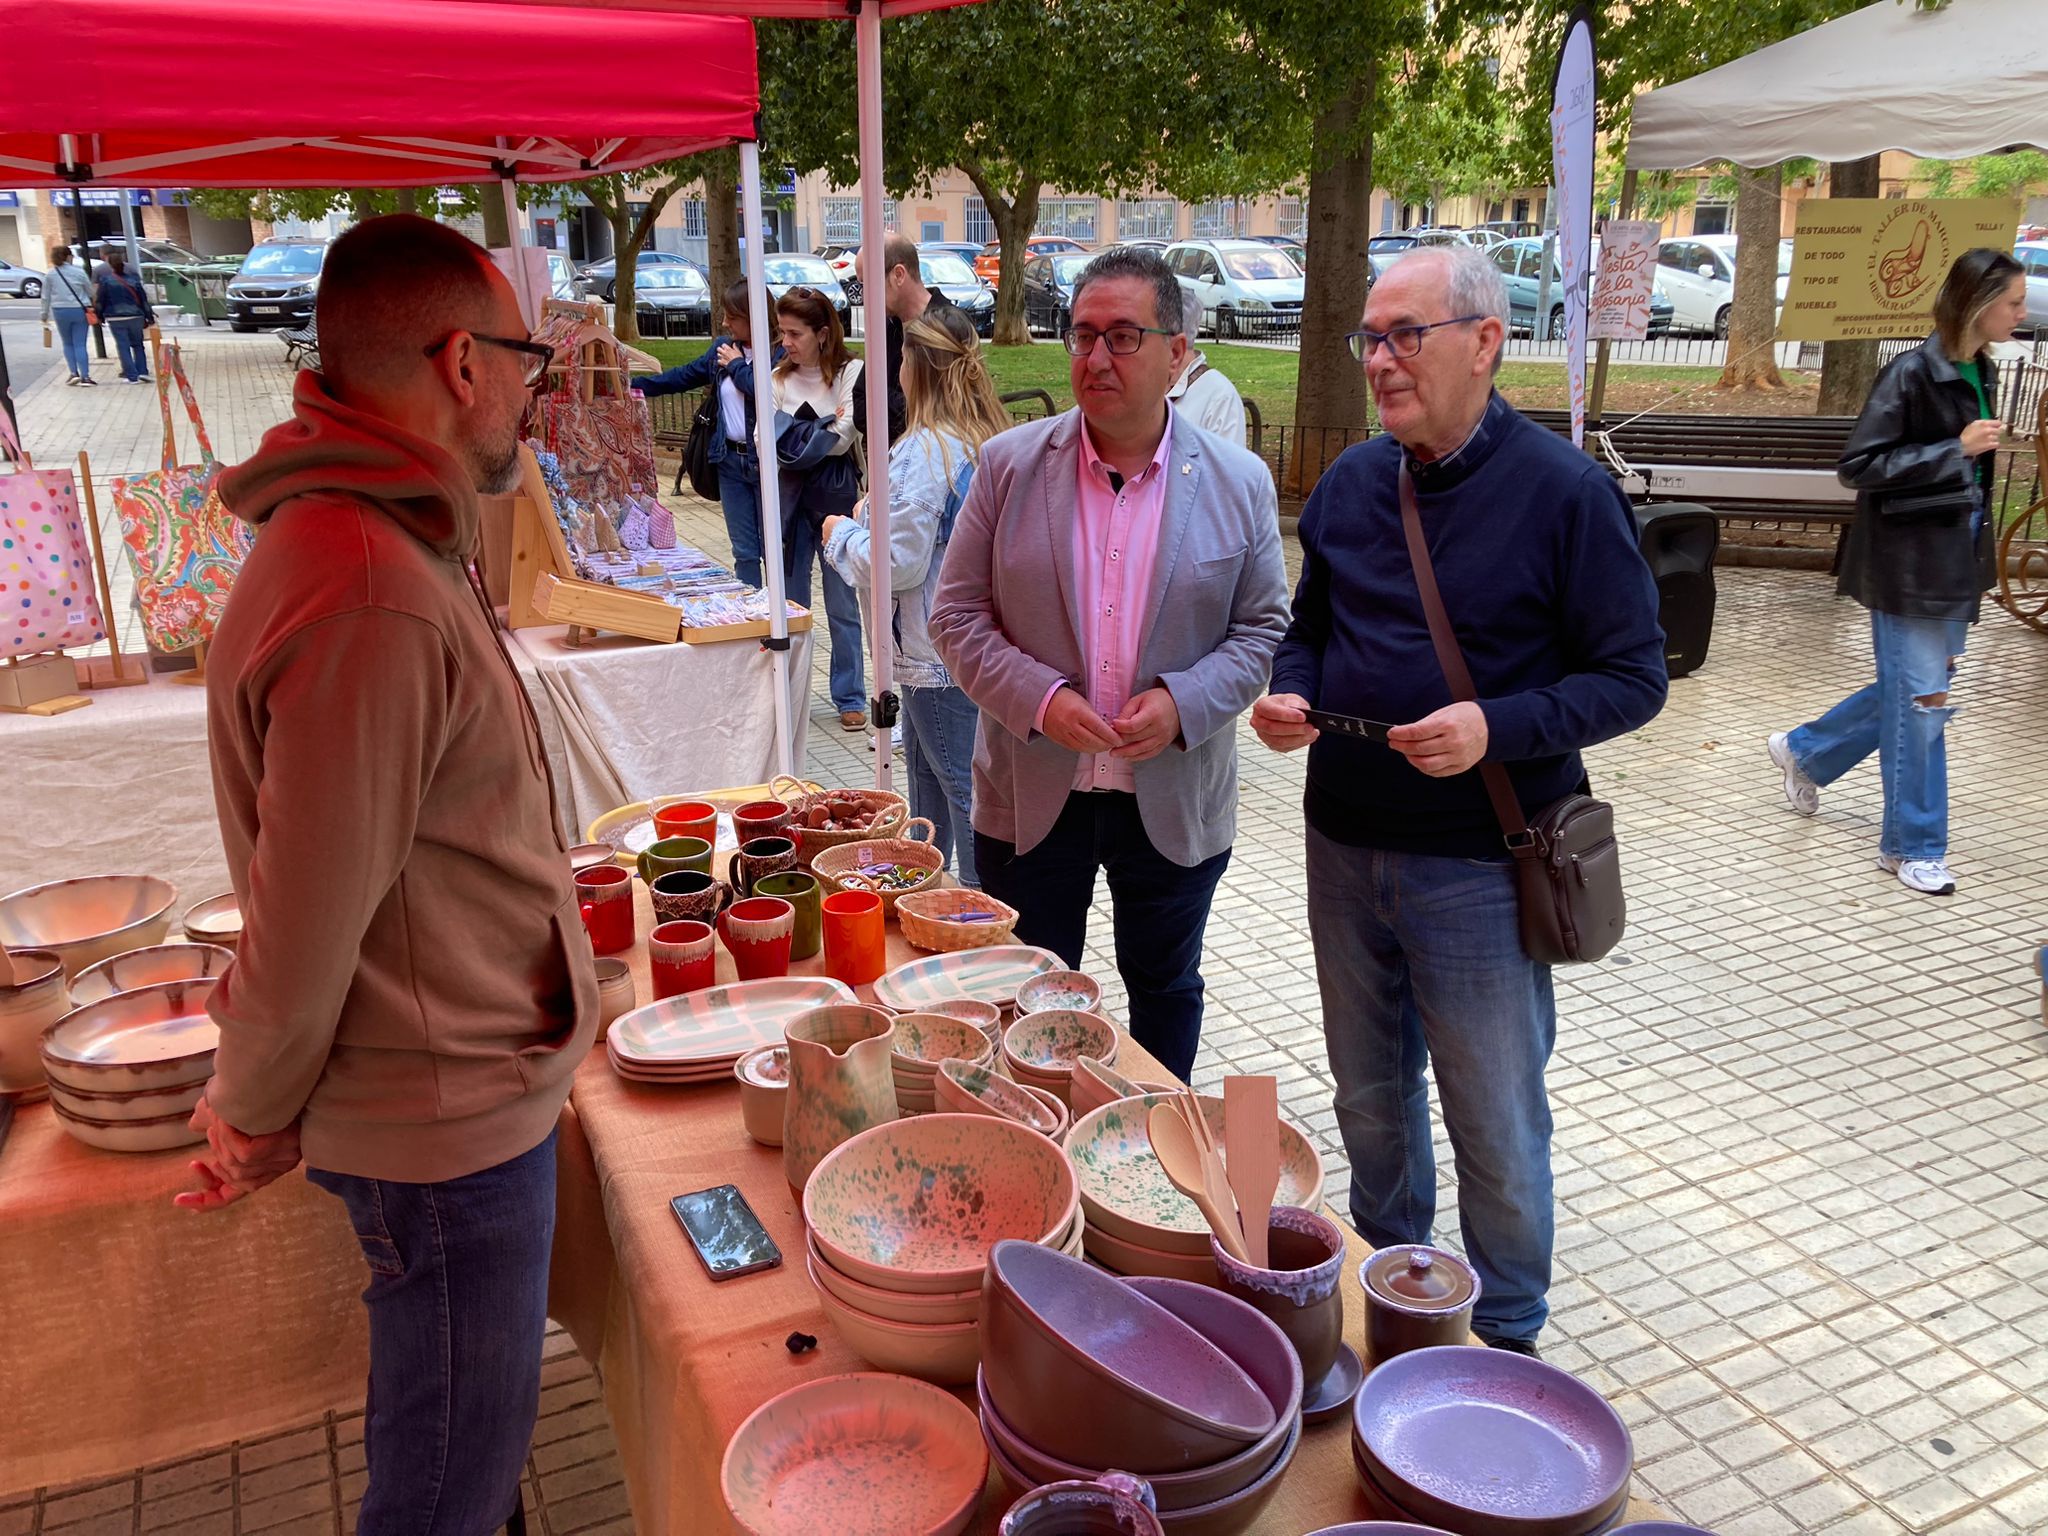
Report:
782,1003,897,1195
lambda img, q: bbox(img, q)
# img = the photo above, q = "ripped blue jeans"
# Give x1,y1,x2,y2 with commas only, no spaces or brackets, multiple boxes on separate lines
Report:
1786,611,1968,862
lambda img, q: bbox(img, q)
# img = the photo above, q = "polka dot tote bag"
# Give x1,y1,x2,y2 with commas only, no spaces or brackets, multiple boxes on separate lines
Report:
0,406,106,658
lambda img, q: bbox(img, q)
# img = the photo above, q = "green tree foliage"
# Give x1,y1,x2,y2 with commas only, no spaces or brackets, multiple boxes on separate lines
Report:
1914,151,2048,201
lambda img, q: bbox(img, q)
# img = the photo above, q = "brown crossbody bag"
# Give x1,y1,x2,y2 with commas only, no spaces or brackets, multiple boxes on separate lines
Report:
1397,465,1626,965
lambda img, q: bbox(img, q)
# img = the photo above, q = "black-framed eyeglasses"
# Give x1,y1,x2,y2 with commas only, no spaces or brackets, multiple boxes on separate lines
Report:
423,332,556,391
1062,324,1176,358
1346,315,1487,362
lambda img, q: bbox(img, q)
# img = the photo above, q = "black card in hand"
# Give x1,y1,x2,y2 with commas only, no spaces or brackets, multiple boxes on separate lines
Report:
1302,708,1395,744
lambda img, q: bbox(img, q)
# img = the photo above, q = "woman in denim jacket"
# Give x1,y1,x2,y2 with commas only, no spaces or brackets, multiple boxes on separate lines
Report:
94,254,157,383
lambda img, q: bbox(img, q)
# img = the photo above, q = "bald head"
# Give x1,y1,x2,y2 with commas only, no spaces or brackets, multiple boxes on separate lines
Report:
317,214,517,394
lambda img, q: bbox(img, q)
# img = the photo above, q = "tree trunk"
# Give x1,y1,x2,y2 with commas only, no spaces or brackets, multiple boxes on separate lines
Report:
966,160,1039,348
480,189,511,249
704,161,742,326
1714,162,1786,392
1288,66,1376,500
395,188,419,217
1817,154,1883,415
602,185,641,343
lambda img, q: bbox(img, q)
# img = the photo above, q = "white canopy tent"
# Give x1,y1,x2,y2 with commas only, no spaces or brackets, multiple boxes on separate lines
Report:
1626,0,2048,169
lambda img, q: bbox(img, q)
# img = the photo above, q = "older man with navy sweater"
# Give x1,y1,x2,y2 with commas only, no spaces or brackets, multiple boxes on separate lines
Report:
1252,246,1667,1354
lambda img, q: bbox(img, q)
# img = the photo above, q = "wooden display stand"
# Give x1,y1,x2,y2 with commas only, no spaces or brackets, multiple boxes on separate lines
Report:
0,655,87,715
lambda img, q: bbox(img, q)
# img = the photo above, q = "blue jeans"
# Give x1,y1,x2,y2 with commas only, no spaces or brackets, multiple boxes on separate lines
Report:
1306,826,1556,1344
308,1130,558,1534
786,517,866,715
108,317,149,380
54,311,90,378
716,454,763,590
1785,610,1967,862
976,791,1229,1082
902,682,980,887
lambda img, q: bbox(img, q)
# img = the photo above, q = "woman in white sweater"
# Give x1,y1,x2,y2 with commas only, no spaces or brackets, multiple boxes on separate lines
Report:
775,288,868,731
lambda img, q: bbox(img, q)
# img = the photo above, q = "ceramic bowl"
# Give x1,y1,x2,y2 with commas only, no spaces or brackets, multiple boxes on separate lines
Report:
180,891,243,946
981,1240,1274,1474
997,1473,1166,1536
67,943,235,1007
48,1075,207,1124
804,1113,1079,1293
1015,968,1104,1017
812,1269,984,1384
1607,1527,1718,1535
1298,1528,1453,1536
0,875,178,977
0,947,69,1096
49,1098,205,1152
1067,1094,1324,1256
932,1058,1062,1136
721,1371,986,1536
38,977,219,1094
568,842,618,874
1015,1081,1072,1143
921,996,1004,1048
807,1233,984,1325
735,1045,789,1146
1083,1223,1222,1286
1070,1055,1145,1118
892,1013,997,1075
1003,1009,1118,1075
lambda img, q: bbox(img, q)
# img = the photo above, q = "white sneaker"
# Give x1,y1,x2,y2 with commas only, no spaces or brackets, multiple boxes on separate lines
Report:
1768,732,1819,816
1877,855,1956,896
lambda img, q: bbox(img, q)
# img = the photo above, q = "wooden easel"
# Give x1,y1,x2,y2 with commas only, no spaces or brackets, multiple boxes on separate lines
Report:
71,449,146,690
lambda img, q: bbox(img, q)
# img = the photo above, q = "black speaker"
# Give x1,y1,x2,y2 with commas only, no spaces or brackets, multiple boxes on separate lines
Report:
1633,502,1719,678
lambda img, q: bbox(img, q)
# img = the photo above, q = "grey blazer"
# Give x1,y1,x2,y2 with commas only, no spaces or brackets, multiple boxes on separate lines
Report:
930,408,1290,866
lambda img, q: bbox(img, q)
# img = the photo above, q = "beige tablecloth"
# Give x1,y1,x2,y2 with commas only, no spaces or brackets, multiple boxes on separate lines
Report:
550,885,1667,1533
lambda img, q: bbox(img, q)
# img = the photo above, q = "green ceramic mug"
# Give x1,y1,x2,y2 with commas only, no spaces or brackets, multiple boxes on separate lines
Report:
754,870,822,961
637,835,712,884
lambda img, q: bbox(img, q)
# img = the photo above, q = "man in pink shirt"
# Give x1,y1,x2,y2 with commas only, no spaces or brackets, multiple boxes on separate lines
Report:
931,248,1289,1079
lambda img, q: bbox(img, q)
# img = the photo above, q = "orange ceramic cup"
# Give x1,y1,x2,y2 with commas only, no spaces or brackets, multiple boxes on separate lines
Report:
654,799,718,845
822,890,886,987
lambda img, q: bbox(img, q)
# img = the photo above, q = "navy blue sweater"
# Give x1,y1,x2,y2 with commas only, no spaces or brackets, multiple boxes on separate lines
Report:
1269,393,1668,858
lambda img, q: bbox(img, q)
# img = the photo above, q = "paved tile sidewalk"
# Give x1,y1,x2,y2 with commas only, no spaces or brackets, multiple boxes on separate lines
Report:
6,339,2045,1534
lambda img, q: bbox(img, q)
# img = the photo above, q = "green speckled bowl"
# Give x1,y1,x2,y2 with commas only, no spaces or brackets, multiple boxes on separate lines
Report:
1002,1010,1118,1076
933,1058,1063,1136
891,1013,997,1075
803,1112,1079,1292
1067,1093,1325,1256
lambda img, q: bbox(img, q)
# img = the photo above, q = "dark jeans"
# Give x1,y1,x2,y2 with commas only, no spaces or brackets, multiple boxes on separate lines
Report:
715,453,763,590
308,1129,558,1534
976,791,1229,1082
901,682,980,887
786,516,867,715
108,317,149,380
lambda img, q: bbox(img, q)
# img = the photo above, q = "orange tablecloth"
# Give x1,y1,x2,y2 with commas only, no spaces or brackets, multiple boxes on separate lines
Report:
550,882,1666,1533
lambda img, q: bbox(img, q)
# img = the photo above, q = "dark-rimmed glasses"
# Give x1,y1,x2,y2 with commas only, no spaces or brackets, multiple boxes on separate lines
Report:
1346,315,1486,361
1062,324,1176,357
423,332,555,392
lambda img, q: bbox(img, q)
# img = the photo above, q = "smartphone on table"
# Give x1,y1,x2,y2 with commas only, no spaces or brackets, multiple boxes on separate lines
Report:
671,1184,782,1280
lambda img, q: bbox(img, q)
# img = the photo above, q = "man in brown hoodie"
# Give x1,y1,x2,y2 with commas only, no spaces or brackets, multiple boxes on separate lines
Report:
179,215,595,1533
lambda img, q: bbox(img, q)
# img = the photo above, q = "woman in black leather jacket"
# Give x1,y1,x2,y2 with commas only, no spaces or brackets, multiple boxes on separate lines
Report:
1767,248,2026,897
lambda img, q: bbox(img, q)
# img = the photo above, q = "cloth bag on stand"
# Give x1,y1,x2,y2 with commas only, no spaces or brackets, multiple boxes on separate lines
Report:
110,341,254,652
0,409,106,656
534,343,658,513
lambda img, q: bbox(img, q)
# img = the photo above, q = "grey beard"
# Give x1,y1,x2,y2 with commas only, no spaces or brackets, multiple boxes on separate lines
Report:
475,435,523,495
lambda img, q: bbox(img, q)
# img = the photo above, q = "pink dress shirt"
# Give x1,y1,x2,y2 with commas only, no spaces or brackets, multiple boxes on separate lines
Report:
1033,406,1177,794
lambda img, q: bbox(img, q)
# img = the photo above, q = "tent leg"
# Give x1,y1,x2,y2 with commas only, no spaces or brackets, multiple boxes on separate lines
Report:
742,141,796,783
856,0,896,792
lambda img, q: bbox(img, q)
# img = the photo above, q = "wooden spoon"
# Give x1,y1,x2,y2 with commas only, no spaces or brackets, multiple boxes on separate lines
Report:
1223,1076,1280,1268
1147,1102,1249,1263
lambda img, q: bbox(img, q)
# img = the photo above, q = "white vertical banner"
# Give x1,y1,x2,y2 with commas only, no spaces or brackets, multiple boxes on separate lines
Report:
1551,10,1596,447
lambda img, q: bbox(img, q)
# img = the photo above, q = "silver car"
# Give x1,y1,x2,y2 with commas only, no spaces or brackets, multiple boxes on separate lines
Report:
0,257,44,299
1164,238,1304,339
2015,242,2048,337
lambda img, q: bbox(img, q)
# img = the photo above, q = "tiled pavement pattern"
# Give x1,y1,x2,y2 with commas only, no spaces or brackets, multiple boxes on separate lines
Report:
6,335,2046,1533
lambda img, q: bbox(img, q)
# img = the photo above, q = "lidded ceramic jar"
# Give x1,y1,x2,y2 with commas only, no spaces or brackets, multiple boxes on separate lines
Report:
1360,1244,1481,1362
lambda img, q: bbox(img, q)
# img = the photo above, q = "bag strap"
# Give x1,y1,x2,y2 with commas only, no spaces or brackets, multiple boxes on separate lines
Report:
159,342,216,467
1396,462,1533,845
0,402,29,470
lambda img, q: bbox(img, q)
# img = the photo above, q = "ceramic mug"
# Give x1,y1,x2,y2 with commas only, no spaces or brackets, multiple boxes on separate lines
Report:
822,890,886,987
754,870,822,962
1210,1204,1347,1388
998,1475,1163,1536
650,869,734,926
636,835,712,884
732,798,794,843
573,865,635,956
718,896,795,980
649,919,717,999
0,947,68,1097
732,835,799,900
592,955,635,1041
653,799,718,846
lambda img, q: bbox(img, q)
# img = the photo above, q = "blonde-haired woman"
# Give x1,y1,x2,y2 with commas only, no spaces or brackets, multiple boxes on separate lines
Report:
823,306,1009,885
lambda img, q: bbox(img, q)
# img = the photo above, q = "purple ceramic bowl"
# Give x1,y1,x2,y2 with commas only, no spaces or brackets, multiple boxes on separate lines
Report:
981,1241,1274,1473
1299,1527,1457,1536
1608,1527,1717,1535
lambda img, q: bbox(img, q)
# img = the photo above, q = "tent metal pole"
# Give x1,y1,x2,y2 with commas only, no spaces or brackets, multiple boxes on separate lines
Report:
856,0,896,791
496,141,538,327
742,140,796,782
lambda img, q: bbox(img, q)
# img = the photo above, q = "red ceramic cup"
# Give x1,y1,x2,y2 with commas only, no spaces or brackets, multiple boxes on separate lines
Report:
654,799,718,846
732,798,794,843
649,919,717,999
822,890,886,987
574,864,635,956
717,896,795,981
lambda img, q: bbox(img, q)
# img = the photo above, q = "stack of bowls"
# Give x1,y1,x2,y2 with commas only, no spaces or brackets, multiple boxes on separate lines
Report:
39,977,219,1151
922,996,1005,1053
0,875,178,978
891,1012,997,1115
1002,1009,1118,1109
980,1243,1305,1534
803,1113,1081,1384
1069,1055,1174,1120
67,943,235,1006
933,1057,1071,1142
1349,1345,1634,1535
180,892,243,947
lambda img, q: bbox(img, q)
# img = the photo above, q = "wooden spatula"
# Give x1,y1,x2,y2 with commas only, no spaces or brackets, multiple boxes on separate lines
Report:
1223,1076,1280,1268
1147,1102,1249,1262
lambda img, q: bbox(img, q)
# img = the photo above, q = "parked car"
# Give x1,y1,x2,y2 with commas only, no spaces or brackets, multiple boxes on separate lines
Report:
225,238,328,332
1655,235,1795,337
633,264,714,336
84,238,210,274
1475,220,1541,241
2016,241,2048,336
975,234,1087,286
1490,237,1674,339
1115,238,1171,254
920,241,986,267
1363,234,1425,290
547,250,579,301
915,248,996,336
759,253,852,327
1165,238,1305,338
577,249,698,303
1020,250,1098,337
0,257,42,298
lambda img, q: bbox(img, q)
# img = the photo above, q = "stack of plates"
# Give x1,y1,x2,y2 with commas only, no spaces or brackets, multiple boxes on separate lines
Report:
40,978,219,1152
606,977,854,1084
872,946,1061,1015
1349,1345,1635,1536
1065,1093,1324,1285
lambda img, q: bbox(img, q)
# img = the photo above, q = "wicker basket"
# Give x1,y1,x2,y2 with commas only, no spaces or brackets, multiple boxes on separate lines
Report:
771,774,910,858
895,888,1022,953
810,823,943,916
